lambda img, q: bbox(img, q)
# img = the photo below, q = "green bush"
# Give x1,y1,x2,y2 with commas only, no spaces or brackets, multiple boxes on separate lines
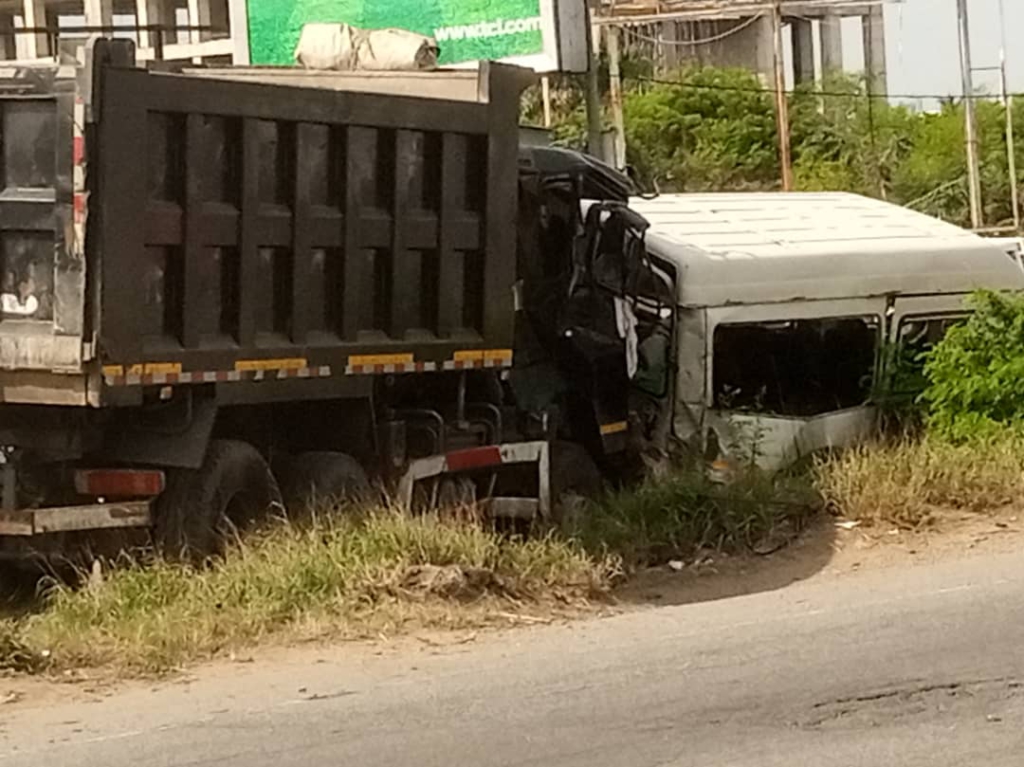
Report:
623,68,778,190
921,290,1024,440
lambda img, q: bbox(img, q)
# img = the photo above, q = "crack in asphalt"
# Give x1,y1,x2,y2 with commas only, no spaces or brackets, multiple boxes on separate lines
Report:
800,677,1023,729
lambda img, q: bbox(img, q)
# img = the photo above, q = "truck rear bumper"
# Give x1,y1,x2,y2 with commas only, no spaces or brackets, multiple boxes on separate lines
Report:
0,501,151,536
398,441,551,520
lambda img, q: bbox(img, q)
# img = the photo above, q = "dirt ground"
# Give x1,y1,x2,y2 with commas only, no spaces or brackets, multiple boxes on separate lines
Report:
616,511,1024,607
1,510,1021,712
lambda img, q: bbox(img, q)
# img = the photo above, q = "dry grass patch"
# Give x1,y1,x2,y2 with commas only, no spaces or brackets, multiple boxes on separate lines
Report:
814,432,1024,529
3,510,618,675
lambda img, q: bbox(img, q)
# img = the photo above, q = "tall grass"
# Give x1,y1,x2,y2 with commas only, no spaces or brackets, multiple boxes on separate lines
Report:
0,468,822,674
573,469,819,567
814,430,1024,529
7,510,616,674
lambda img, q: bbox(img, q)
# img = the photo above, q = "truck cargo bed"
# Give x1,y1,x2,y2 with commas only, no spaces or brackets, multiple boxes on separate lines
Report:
0,41,528,407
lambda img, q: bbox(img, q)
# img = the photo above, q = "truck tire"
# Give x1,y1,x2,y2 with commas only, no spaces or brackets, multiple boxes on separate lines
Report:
549,441,603,532
282,451,371,512
155,439,283,562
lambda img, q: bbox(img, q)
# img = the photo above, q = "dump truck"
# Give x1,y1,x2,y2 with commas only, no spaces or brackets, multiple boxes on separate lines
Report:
0,39,666,561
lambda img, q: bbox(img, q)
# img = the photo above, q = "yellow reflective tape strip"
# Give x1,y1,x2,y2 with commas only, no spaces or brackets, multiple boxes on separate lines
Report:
102,365,124,377
453,349,513,363
234,358,308,372
348,353,414,367
144,362,182,375
124,362,183,376
600,420,628,436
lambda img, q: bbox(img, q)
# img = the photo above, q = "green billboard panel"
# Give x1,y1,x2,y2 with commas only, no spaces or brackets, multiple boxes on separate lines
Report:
247,0,546,67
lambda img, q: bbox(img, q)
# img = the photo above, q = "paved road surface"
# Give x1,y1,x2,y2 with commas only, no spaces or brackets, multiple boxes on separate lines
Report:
2,548,1022,766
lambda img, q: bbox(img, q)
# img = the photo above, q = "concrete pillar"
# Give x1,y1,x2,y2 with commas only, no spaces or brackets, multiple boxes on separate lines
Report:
715,15,773,82
136,0,168,51
228,0,247,61
752,14,775,83
191,0,227,40
820,11,842,78
660,20,679,72
861,5,887,96
83,0,114,31
790,17,814,85
0,14,15,59
19,0,49,59
193,0,228,38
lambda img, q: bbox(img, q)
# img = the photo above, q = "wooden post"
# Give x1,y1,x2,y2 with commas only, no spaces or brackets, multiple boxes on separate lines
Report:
607,25,627,170
956,0,983,229
541,75,553,128
585,9,604,160
771,1,792,191
997,0,1019,230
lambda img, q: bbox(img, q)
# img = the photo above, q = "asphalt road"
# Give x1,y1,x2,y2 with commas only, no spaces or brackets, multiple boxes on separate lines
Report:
2,548,1023,767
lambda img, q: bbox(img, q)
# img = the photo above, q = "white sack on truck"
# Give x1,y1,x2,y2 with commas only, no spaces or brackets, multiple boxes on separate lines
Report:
294,23,439,71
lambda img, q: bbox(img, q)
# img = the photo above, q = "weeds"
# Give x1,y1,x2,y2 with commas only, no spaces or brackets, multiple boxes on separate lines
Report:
8,510,616,674
0,456,831,676
814,431,1024,529
573,468,819,567
0,620,43,673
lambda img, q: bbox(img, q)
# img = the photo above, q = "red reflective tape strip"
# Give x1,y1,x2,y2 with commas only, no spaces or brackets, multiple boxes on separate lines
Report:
75,469,166,497
73,195,85,221
73,136,85,165
445,446,503,472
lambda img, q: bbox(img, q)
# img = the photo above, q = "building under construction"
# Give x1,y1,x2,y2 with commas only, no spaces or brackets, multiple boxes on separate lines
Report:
0,0,888,94
596,0,890,95
0,0,235,62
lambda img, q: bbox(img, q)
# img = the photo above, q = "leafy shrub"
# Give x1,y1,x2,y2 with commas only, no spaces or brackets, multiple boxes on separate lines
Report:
921,290,1024,440
623,67,778,190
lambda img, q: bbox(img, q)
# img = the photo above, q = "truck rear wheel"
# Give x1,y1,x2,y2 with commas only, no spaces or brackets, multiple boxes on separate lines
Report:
282,451,371,512
549,441,603,533
155,439,282,562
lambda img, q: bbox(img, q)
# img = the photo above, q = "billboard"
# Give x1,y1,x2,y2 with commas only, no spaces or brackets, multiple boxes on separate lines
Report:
239,0,587,72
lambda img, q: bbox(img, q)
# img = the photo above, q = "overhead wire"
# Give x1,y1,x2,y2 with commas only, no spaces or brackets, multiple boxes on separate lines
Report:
619,14,764,47
620,73,1018,102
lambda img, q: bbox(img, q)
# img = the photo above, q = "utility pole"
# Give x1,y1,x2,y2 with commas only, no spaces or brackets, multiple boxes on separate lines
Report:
585,2,604,160
956,0,983,229
771,0,792,191
607,24,627,170
997,0,1020,231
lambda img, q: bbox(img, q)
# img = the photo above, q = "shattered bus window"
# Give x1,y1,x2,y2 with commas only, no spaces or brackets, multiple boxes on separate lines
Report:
713,317,878,416
888,314,966,401
897,315,965,354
